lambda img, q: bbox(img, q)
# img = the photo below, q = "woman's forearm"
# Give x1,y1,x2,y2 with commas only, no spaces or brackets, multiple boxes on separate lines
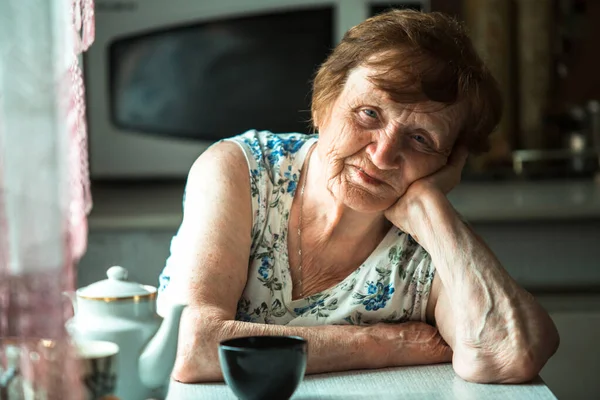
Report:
172,306,378,383
411,193,559,378
172,306,452,383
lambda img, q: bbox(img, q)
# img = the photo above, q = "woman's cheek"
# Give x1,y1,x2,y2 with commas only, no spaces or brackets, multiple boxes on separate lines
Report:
398,150,430,180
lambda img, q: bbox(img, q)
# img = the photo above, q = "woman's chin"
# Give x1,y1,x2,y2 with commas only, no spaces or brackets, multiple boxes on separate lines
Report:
337,184,397,214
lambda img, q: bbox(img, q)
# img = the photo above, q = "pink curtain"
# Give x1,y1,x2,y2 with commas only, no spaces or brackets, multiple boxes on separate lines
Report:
0,0,94,397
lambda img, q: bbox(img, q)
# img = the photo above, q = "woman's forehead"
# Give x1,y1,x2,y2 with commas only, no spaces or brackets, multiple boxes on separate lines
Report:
341,66,382,99
340,66,465,137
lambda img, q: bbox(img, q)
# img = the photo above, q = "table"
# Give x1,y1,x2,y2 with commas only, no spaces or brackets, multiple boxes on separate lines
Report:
165,364,558,399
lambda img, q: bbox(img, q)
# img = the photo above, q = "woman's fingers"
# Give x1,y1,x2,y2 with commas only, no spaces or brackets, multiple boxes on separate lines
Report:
428,331,454,364
426,146,469,194
405,322,453,364
376,321,453,366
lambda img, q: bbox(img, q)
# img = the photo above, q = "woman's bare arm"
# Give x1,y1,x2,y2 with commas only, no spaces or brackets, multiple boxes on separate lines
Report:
386,149,559,384
177,307,452,382
166,142,452,383
414,190,559,383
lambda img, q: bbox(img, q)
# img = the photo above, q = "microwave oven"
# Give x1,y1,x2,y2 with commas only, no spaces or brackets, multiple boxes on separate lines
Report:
85,0,429,179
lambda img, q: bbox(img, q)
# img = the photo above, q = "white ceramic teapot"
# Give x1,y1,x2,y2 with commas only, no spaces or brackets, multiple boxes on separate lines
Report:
66,266,186,400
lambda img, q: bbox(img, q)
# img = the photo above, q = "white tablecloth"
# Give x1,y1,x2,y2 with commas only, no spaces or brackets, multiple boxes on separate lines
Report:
166,364,557,399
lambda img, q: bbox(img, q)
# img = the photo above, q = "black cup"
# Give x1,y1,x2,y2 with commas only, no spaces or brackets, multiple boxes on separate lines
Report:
218,335,308,400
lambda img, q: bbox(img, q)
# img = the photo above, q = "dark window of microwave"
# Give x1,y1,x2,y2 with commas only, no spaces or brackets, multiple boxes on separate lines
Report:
109,7,333,141
370,2,423,16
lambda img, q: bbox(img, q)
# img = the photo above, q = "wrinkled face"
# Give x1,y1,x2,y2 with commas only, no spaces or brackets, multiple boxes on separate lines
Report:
315,65,464,213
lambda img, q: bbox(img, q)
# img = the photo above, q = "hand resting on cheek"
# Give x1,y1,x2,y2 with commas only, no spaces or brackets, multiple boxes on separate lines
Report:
384,145,469,240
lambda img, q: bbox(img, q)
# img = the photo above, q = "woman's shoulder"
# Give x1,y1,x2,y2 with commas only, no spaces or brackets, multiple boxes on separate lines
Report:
226,129,317,167
226,130,317,184
185,140,249,198
260,130,316,155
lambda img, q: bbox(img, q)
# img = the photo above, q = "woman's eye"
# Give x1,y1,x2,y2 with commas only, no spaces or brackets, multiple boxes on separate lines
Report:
412,134,428,145
362,109,378,119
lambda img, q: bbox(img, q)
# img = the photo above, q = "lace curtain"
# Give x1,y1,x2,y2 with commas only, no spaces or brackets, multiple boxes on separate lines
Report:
0,0,94,397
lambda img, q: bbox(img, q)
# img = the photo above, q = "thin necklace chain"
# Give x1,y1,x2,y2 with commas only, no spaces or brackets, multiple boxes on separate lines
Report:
296,149,312,298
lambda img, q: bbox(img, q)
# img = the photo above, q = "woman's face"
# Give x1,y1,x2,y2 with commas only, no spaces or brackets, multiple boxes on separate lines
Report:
316,65,464,213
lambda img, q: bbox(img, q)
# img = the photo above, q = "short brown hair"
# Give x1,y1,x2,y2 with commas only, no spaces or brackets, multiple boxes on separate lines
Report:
311,9,502,154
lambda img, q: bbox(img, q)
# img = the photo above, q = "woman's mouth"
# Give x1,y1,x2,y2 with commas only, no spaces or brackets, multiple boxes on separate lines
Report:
352,166,384,186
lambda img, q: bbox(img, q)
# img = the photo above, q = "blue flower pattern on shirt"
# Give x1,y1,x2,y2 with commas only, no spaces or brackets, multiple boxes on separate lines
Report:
293,299,325,316
352,267,397,311
158,275,170,292
258,256,270,279
284,165,298,194
157,130,436,326
364,282,395,311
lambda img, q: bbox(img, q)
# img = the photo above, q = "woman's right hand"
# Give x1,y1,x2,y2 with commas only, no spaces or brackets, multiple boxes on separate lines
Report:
367,321,453,367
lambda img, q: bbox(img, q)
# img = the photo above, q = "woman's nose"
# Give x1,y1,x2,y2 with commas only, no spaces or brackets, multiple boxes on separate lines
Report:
366,134,403,170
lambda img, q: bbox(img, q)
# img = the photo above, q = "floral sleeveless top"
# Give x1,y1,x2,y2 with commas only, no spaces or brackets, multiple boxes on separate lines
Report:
157,130,436,326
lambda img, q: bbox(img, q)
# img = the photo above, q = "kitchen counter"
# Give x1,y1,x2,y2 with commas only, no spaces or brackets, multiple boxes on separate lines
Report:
166,364,557,399
88,179,600,230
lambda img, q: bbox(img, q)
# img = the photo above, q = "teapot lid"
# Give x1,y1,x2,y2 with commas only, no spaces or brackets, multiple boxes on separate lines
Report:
77,266,157,300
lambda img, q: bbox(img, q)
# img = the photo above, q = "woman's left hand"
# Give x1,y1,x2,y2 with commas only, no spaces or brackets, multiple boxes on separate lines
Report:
384,146,469,238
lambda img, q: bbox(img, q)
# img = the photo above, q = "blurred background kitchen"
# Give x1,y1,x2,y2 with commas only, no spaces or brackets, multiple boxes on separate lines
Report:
79,1,600,399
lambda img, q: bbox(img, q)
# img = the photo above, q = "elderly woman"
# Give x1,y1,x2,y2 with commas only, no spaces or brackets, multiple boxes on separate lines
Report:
157,10,559,384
